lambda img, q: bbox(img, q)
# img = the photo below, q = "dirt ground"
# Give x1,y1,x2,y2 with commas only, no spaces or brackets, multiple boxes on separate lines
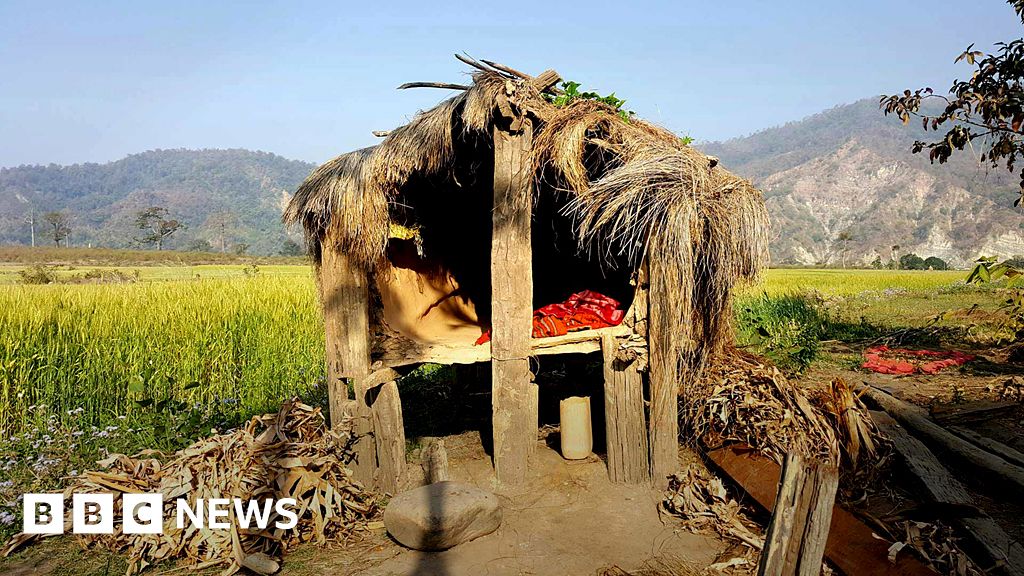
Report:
339,433,721,576
0,433,724,576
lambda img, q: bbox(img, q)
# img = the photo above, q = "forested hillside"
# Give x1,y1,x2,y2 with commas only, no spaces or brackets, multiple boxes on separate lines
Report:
0,149,315,255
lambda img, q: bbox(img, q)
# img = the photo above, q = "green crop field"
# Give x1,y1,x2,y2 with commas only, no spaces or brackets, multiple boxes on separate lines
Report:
744,268,967,296
0,272,325,437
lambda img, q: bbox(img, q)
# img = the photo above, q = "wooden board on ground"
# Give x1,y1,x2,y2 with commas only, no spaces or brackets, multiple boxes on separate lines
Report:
948,425,1024,468
930,400,1017,426
857,383,1024,496
707,445,935,576
871,410,1024,576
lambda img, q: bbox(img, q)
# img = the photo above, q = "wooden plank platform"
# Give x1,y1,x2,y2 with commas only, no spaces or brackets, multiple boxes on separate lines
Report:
374,324,634,369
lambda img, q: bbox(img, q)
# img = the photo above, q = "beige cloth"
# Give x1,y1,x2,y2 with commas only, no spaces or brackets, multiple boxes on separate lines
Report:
376,241,484,345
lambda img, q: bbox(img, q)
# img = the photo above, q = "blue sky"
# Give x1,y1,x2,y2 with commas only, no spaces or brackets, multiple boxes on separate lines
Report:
0,0,1020,167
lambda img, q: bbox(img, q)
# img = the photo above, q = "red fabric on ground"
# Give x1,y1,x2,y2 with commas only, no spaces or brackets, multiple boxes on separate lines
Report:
475,290,625,345
862,345,975,375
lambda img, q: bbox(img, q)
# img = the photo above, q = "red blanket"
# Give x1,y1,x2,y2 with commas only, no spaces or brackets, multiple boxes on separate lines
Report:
475,290,624,345
862,345,975,375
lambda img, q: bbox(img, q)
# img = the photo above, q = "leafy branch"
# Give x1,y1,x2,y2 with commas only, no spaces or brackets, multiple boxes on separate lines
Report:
547,80,635,122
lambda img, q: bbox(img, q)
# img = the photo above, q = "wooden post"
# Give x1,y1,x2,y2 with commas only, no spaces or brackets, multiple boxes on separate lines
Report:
370,380,406,492
647,255,680,482
490,116,536,485
319,242,376,485
757,452,839,576
601,334,651,484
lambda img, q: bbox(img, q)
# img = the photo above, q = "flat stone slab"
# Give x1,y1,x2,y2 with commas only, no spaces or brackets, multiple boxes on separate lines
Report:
384,481,501,550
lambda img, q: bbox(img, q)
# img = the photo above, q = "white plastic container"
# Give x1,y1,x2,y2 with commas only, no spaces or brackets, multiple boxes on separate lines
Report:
559,396,593,460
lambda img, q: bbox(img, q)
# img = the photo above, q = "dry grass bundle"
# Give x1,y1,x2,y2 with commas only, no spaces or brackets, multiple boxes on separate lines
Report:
683,349,839,464
4,400,384,575
818,377,883,470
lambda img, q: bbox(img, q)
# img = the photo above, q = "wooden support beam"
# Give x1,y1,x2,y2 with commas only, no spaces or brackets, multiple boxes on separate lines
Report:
370,380,406,493
756,452,838,576
871,411,1024,576
601,334,651,484
708,445,936,576
647,256,680,483
858,383,1024,495
319,244,376,485
490,119,536,485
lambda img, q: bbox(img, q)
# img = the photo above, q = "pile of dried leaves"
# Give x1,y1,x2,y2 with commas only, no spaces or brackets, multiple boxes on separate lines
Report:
888,520,982,576
682,349,838,464
660,463,763,572
4,400,384,575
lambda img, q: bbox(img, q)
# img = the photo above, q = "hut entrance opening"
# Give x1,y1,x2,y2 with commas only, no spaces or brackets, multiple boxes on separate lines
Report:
377,165,637,348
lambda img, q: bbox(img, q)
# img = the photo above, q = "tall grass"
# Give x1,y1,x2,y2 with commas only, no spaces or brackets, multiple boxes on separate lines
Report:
0,275,324,436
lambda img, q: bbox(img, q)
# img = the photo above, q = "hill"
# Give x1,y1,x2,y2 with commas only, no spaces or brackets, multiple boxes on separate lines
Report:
0,149,316,255
703,98,1024,267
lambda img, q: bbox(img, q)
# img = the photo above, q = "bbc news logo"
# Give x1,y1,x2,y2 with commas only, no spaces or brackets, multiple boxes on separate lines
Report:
23,493,298,534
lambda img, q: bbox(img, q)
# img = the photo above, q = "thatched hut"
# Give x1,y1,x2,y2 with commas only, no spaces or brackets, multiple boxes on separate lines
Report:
285,57,768,489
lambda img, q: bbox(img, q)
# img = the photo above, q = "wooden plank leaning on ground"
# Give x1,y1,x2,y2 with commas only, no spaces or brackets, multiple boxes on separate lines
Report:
707,445,935,576
870,410,1024,576
856,383,1024,496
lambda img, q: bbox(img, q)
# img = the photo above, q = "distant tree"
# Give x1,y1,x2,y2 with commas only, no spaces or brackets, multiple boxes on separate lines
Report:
1006,254,1024,268
870,255,884,269
881,0,1024,207
891,244,901,269
203,211,238,253
187,239,214,252
135,207,184,251
923,256,949,270
279,238,304,256
43,211,71,247
233,243,250,255
900,253,927,270
834,231,855,268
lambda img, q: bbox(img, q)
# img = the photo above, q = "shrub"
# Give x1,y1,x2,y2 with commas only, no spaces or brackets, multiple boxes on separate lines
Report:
735,293,829,373
18,264,57,284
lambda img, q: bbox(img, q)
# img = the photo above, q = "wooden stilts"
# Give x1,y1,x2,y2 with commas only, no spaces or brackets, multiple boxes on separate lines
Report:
371,380,406,492
319,242,376,485
490,115,536,485
601,334,650,484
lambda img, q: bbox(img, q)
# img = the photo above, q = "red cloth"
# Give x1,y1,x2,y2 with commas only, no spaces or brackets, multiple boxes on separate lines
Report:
862,345,975,375
475,290,624,345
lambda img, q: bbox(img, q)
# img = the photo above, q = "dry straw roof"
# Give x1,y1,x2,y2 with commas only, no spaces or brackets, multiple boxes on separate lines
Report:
284,56,768,278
